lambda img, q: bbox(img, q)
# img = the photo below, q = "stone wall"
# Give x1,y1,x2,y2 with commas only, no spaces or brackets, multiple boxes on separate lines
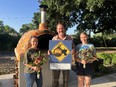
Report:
96,47,116,53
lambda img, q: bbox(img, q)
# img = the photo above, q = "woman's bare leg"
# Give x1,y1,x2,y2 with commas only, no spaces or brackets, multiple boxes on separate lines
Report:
84,76,91,87
77,76,84,87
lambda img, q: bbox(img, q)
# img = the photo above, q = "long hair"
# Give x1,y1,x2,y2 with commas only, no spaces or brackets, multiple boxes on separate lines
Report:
28,36,38,48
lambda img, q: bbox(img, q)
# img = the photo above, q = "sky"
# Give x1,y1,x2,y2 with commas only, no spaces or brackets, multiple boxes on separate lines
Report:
0,0,75,34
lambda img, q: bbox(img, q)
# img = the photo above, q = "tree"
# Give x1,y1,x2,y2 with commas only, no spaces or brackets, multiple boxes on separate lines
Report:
0,33,20,51
32,0,115,34
4,25,10,33
32,12,41,29
19,23,35,34
0,20,18,35
76,0,116,34
0,20,5,33
34,0,79,32
32,0,102,33
0,20,20,51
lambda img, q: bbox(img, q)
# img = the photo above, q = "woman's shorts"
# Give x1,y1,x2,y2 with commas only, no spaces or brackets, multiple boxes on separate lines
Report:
75,62,94,76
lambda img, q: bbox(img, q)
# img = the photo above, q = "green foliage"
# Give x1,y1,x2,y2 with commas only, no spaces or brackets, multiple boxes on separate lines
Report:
19,23,36,35
89,34,116,47
94,64,112,78
94,53,116,78
97,53,116,65
32,12,41,29
111,54,116,65
16,0,116,34
20,0,115,34
101,53,112,65
38,0,102,32
0,20,20,51
40,0,78,31
0,33,20,51
73,33,116,47
87,0,104,11
0,20,19,51
76,0,116,34
0,20,18,35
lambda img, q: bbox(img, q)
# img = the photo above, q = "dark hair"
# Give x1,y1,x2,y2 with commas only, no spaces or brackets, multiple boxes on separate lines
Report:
81,32,88,36
56,22,65,28
30,36,38,39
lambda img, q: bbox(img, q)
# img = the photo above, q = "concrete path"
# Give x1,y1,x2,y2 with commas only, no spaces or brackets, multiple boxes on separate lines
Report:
0,61,116,87
0,72,116,87
0,74,14,87
91,73,116,87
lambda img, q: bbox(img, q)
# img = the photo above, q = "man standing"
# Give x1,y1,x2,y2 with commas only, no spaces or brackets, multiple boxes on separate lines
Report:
48,22,75,87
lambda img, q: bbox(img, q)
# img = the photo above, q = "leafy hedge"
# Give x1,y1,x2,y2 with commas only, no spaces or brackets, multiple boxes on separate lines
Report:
73,34,116,47
97,53,116,65
93,53,116,78
0,33,20,51
89,37,116,47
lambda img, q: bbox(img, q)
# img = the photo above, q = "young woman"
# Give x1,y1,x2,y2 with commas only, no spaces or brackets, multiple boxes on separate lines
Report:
23,36,43,87
75,32,97,87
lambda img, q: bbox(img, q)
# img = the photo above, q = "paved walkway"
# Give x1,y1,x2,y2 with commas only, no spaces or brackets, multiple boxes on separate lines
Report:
0,72,116,87
0,74,14,87
91,73,116,87
0,61,116,87
68,71,116,87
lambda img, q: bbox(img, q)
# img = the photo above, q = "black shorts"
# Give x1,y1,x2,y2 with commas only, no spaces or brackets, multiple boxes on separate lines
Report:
75,62,94,76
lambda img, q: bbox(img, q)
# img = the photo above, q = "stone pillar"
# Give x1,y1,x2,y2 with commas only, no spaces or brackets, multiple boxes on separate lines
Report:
18,55,26,87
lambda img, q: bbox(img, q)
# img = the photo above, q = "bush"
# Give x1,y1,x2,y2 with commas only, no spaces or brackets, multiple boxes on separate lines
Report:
93,53,116,78
89,36,116,47
97,53,116,65
73,34,116,47
0,33,20,51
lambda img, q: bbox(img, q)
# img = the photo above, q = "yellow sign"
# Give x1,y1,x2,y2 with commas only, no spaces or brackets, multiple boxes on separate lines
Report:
51,42,70,62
